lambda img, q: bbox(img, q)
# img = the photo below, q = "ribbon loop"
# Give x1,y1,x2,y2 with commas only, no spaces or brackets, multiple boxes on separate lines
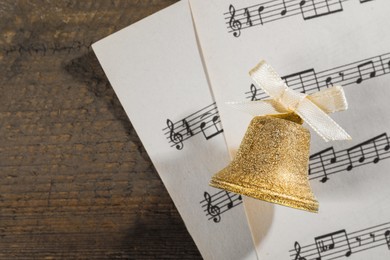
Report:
245,61,351,142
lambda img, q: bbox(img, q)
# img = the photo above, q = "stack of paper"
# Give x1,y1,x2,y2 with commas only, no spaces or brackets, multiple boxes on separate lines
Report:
93,0,390,259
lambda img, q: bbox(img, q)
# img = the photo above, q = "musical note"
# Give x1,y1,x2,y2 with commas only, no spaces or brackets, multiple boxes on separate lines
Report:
258,6,265,26
356,61,376,84
244,8,252,27
282,68,319,93
294,241,307,260
325,76,333,88
300,0,343,20
385,230,390,250
346,133,390,170
176,53,390,151
370,232,376,242
299,0,306,9
224,191,233,209
200,190,243,222
314,230,352,259
280,0,287,16
182,119,194,137
346,145,365,171
372,138,381,164
309,147,336,183
244,52,390,100
339,72,345,80
224,0,376,36
202,131,390,221
200,113,224,140
229,5,242,37
164,103,221,150
310,132,390,182
204,192,221,223
201,131,390,191
316,235,335,253
290,223,390,259
250,84,258,101
166,119,183,150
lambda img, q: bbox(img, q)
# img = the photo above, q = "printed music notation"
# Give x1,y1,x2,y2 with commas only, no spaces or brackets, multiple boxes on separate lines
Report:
225,0,375,38
290,222,390,259
200,190,243,222
309,133,390,183
200,132,390,222
163,103,223,150
163,52,390,150
247,52,390,100
164,52,389,150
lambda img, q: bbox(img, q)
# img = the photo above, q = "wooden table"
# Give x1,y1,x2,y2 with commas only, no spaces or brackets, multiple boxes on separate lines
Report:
0,1,201,258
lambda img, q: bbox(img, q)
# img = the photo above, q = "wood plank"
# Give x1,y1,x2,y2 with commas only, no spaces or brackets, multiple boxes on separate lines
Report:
0,1,201,258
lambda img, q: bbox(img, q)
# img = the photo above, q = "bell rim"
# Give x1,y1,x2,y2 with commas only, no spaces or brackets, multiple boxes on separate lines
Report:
210,178,319,213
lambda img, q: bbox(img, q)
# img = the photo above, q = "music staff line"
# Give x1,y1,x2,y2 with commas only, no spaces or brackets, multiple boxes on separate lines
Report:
248,59,389,100
310,149,390,182
290,222,390,259
163,52,390,150
163,103,223,150
226,0,350,37
201,132,390,222
163,102,215,133
297,234,389,260
247,52,390,100
201,190,243,222
224,0,351,15
309,133,390,183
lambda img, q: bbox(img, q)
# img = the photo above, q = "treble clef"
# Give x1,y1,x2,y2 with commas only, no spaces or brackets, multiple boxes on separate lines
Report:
250,84,258,101
294,241,306,260
166,119,183,150
204,192,221,223
229,4,242,37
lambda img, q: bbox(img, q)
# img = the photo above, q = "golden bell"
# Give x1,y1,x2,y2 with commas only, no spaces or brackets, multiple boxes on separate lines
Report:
210,113,319,212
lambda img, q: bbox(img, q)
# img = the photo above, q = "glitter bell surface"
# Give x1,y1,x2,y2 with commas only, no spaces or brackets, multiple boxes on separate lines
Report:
210,113,319,213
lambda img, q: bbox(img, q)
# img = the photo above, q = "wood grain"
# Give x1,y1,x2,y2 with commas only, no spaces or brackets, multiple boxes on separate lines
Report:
0,1,202,258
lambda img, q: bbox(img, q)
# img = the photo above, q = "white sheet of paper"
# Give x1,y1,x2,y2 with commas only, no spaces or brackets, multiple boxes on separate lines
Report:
190,0,390,259
92,1,258,259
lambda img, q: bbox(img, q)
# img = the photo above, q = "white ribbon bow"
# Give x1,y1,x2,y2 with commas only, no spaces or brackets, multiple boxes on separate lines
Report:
229,61,351,142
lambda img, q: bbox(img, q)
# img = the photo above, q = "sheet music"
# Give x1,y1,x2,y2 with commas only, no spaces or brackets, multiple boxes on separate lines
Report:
92,1,257,259
189,0,390,259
